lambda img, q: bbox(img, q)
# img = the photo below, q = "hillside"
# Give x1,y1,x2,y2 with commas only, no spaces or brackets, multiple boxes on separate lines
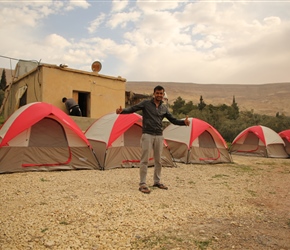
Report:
2,67,289,116
127,81,290,116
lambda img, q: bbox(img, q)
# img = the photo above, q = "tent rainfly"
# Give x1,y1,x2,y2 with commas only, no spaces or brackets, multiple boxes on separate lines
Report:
0,102,100,174
230,125,288,158
163,118,232,164
278,129,290,156
85,112,175,170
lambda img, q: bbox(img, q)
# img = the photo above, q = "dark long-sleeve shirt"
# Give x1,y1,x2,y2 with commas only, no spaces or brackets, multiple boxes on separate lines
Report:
65,98,78,110
121,98,186,135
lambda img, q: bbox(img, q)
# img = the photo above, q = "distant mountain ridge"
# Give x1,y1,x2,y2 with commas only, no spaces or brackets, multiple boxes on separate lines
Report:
2,67,289,116
127,81,290,116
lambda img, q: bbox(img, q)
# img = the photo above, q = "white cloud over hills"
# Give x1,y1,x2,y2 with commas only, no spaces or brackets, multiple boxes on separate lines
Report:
0,0,289,84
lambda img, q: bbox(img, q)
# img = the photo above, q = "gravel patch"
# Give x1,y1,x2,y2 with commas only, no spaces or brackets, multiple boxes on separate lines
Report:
0,155,289,250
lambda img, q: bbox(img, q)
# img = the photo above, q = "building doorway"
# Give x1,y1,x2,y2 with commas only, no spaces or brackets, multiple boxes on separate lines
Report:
73,91,90,117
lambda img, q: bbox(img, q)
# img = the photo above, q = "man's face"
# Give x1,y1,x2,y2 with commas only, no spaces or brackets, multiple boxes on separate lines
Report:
154,89,164,101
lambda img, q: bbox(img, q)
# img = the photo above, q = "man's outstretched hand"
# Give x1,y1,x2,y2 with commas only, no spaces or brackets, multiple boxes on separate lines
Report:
184,115,190,126
116,106,123,114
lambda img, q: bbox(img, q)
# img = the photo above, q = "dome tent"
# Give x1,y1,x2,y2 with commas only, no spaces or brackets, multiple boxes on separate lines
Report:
163,118,232,164
278,129,290,156
0,102,100,174
230,125,288,158
85,112,175,170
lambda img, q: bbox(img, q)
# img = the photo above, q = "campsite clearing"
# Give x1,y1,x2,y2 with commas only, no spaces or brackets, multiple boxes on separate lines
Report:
0,155,289,250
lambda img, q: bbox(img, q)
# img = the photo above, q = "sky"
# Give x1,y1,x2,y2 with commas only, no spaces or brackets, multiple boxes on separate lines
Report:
0,0,290,84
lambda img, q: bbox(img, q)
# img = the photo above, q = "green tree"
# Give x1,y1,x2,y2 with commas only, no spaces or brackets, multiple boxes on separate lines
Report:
180,100,195,115
219,103,230,112
171,96,185,115
228,95,239,120
0,69,7,91
166,93,290,143
198,95,206,111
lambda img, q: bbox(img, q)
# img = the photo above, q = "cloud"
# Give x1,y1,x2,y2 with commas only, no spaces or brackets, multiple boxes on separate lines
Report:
137,0,181,12
263,16,281,26
44,34,71,48
111,0,129,12
107,11,141,29
1,1,290,84
111,1,290,84
0,4,46,29
87,13,106,34
123,9,192,47
65,0,90,11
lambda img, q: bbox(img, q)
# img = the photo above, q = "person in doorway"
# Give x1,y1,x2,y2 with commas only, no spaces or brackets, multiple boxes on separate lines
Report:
62,97,82,116
116,85,190,194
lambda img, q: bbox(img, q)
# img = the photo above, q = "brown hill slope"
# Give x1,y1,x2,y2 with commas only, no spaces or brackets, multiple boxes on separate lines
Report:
127,81,290,116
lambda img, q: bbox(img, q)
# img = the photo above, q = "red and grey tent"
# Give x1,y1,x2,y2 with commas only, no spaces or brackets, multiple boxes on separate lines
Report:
230,125,288,158
0,102,99,174
163,118,232,164
278,129,290,156
85,112,175,170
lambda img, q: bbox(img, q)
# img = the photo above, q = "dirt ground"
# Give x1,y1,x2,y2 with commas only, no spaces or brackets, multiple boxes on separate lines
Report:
0,155,289,250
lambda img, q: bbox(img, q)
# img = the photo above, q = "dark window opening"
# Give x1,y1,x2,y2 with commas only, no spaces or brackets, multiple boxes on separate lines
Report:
73,91,90,117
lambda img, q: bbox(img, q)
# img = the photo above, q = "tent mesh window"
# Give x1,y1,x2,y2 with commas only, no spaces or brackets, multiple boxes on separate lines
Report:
29,118,68,147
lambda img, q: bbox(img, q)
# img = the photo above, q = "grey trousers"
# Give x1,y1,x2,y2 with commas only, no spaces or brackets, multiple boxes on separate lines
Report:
139,133,164,185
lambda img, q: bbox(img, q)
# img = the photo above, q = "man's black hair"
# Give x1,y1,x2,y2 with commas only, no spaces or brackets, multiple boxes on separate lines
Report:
62,97,67,103
154,85,165,92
